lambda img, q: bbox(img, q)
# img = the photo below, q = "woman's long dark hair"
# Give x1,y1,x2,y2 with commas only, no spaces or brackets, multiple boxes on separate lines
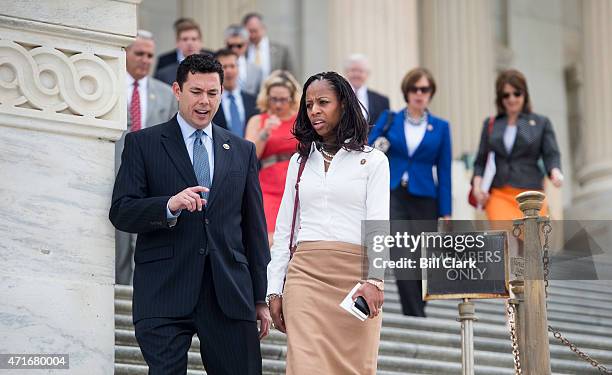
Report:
292,71,369,159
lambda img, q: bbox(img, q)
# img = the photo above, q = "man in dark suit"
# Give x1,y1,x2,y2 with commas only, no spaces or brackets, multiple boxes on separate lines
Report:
154,18,190,73
110,54,271,374
213,49,258,137
154,19,213,86
344,54,390,125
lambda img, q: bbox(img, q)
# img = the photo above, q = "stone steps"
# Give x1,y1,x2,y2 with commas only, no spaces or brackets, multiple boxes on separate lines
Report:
115,280,612,374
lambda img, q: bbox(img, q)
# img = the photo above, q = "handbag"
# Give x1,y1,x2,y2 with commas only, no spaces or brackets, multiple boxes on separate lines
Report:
468,116,496,208
373,110,395,154
288,154,307,258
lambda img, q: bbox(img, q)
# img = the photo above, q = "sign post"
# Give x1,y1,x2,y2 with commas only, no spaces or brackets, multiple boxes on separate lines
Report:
514,191,551,374
422,230,509,375
457,298,477,375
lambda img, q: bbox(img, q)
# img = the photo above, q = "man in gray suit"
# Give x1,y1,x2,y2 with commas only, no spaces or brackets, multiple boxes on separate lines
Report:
115,30,178,285
243,13,293,79
224,24,263,96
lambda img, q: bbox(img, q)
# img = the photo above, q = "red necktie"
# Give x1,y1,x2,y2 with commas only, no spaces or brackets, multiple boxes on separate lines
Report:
130,80,141,132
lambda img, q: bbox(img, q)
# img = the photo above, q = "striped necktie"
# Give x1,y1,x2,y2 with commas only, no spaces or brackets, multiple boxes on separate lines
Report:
192,129,211,199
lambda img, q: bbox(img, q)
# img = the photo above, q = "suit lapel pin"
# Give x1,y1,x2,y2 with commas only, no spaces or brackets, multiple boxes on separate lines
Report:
361,159,367,165
529,119,536,126
223,143,230,150
427,124,434,131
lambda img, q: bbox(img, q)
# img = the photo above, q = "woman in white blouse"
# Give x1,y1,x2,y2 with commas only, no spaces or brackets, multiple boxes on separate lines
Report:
266,71,390,374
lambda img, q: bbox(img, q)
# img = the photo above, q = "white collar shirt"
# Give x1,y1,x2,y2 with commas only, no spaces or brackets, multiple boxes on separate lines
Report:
237,55,248,86
176,112,215,181
126,74,148,128
220,88,245,128
247,36,271,78
355,85,369,121
267,144,390,295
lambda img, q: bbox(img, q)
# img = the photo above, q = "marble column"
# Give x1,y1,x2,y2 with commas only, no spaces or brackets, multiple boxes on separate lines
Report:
327,0,419,108
419,0,496,159
0,0,137,373
571,0,612,217
179,0,255,51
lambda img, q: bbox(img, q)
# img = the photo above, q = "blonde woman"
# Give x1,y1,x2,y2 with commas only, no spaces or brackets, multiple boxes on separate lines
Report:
245,70,300,244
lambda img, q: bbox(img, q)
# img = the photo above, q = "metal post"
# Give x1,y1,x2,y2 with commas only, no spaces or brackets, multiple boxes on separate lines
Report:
515,191,551,374
458,298,477,375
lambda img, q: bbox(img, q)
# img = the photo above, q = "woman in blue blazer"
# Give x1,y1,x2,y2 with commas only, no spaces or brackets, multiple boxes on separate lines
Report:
368,67,452,317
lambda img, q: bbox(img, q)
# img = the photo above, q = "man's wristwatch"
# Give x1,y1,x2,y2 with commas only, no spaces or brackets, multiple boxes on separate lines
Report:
366,279,384,291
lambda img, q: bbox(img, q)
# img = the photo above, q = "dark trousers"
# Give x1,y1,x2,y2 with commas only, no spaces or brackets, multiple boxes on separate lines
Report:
134,259,262,375
390,186,438,318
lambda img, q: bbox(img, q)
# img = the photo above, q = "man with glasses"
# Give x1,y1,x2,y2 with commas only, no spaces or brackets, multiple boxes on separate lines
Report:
116,30,178,285
224,24,263,95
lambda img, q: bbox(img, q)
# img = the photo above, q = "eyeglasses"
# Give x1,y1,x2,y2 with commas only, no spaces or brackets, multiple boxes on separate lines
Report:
134,51,154,58
408,86,432,94
502,91,523,99
269,96,291,104
227,43,245,49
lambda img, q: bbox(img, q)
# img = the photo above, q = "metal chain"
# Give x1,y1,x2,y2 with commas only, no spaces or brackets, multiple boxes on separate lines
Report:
506,301,523,375
539,219,612,374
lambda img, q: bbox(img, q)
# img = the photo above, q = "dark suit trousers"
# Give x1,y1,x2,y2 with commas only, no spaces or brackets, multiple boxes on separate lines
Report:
390,187,438,318
134,258,262,375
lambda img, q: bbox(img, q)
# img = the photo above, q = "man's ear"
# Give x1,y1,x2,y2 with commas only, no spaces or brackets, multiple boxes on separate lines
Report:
172,82,181,101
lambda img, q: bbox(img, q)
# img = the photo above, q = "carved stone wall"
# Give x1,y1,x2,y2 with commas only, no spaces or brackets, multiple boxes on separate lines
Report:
0,2,137,373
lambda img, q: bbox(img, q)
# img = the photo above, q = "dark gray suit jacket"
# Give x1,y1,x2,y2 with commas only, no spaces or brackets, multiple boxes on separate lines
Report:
473,112,561,190
110,117,270,322
212,91,259,134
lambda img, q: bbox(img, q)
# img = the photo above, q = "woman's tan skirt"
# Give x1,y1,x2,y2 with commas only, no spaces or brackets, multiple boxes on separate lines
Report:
282,241,382,375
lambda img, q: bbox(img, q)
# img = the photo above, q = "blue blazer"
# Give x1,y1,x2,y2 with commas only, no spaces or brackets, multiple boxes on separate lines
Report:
368,109,452,217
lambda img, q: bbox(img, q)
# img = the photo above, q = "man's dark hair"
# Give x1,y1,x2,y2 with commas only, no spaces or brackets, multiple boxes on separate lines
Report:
242,12,263,25
176,54,224,89
293,71,369,159
214,48,238,60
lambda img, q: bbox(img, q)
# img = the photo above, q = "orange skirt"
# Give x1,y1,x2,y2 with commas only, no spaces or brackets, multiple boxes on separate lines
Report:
485,185,548,220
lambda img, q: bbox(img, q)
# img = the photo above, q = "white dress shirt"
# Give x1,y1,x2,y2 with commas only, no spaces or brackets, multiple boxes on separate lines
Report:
237,55,248,87
267,144,390,295
354,85,369,121
166,112,215,219
503,124,517,154
126,74,148,127
247,36,271,78
220,88,246,127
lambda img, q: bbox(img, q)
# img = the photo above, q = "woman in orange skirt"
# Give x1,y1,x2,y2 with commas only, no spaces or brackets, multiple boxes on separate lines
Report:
472,69,563,220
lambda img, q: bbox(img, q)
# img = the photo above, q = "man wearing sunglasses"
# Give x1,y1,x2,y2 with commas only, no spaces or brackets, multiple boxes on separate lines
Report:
115,30,178,285
224,25,263,96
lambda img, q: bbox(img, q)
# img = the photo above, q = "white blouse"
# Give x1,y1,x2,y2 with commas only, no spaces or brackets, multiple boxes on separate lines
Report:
267,143,390,295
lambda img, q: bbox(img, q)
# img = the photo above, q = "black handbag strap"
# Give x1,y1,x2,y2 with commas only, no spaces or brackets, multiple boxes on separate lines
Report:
381,110,395,136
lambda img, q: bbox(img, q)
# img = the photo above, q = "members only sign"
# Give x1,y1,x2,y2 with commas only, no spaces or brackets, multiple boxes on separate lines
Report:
421,231,509,300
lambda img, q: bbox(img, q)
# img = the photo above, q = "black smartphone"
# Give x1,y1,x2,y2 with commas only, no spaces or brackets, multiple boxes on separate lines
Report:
354,296,370,316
